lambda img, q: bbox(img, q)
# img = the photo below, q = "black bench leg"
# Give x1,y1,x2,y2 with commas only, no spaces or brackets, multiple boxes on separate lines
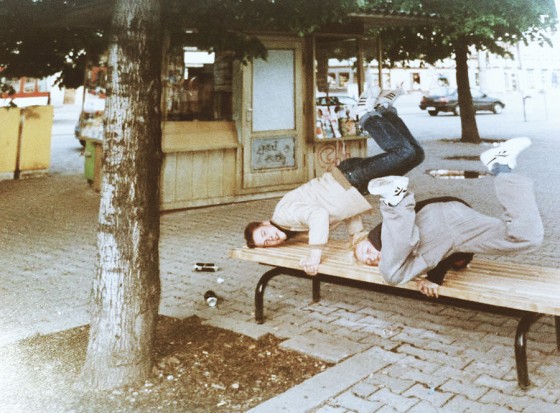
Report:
255,267,285,324
254,268,323,324
554,316,560,350
312,278,321,302
514,313,542,388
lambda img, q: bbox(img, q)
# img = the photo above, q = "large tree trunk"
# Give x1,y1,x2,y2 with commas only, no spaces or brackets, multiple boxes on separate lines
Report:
80,0,163,390
455,37,481,144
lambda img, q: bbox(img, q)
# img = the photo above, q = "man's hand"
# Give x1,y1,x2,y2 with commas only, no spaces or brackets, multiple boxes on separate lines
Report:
300,249,322,275
416,278,440,298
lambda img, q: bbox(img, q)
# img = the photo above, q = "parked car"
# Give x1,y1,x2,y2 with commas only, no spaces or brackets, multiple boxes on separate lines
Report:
419,87,505,116
316,95,357,114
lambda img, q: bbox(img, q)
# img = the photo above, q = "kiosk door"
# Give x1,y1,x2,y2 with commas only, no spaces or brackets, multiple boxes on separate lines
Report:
241,38,305,190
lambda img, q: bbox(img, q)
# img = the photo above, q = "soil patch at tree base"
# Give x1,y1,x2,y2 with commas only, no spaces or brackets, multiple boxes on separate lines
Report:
0,315,331,412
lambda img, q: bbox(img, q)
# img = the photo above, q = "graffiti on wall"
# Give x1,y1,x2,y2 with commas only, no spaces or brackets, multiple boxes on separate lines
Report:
252,136,296,170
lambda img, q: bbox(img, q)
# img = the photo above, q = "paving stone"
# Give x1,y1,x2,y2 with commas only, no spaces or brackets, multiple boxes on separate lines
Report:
305,303,340,316
374,406,399,413
402,383,454,408
352,315,403,337
396,344,471,370
406,400,440,413
280,330,370,363
523,384,560,404
368,388,420,412
439,379,489,401
349,381,378,398
478,389,534,411
331,325,372,343
311,405,349,413
331,391,383,412
392,354,443,375
441,395,489,412
474,374,518,392
521,399,560,413
384,364,448,390
363,371,416,395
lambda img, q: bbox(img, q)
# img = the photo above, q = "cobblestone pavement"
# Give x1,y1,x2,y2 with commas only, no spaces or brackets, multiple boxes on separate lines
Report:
1,101,559,412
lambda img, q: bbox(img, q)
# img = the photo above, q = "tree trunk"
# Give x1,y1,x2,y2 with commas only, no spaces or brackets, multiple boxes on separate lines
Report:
455,37,481,144
80,0,163,390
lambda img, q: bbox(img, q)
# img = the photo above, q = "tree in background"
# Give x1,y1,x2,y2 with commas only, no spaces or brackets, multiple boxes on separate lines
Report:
370,0,558,143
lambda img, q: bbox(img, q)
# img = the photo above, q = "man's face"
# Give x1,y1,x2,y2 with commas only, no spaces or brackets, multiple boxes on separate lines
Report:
252,222,287,247
354,239,381,266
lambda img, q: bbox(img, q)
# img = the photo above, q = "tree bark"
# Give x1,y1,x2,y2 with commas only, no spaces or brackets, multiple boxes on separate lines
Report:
455,37,481,144
80,0,163,390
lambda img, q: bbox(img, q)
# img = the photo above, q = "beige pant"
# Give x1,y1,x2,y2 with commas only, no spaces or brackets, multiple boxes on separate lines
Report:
378,174,544,285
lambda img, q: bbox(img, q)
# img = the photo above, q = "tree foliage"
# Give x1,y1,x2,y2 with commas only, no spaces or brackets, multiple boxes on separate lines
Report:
370,0,557,68
0,0,362,87
0,0,107,87
366,0,558,142
2,0,557,88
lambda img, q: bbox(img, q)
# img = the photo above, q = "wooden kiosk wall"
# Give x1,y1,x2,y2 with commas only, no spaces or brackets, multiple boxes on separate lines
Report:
159,33,368,211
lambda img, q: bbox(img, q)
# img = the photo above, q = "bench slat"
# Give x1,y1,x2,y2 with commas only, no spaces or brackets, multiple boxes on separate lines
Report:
230,240,560,316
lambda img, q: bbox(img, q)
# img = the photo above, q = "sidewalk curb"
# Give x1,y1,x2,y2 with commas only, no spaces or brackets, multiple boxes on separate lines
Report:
248,346,406,413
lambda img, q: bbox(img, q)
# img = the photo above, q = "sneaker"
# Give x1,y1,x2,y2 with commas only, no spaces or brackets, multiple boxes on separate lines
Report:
349,83,381,120
480,137,532,171
368,176,409,207
375,84,405,108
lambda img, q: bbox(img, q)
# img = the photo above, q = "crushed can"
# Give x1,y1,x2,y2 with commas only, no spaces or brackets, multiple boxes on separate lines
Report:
193,262,220,272
204,290,218,307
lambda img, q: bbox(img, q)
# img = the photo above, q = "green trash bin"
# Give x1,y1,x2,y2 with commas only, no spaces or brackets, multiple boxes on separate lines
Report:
84,137,103,191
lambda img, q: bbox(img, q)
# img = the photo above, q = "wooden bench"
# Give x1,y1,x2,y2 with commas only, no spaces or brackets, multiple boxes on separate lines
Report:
230,240,560,388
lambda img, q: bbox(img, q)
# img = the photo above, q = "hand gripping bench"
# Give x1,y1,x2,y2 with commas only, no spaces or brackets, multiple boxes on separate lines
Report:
230,240,560,388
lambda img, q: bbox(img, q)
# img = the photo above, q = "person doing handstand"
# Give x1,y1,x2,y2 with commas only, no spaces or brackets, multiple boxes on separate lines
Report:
244,86,424,275
354,137,544,297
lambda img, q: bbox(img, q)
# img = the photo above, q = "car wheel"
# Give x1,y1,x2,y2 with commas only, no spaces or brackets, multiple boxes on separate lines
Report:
492,103,503,114
428,110,439,116
453,105,460,116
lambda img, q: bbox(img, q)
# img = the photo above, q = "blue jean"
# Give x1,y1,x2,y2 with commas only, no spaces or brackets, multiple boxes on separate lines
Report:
337,107,424,194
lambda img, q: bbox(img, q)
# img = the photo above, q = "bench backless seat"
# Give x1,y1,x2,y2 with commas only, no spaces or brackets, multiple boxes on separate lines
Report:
230,240,560,388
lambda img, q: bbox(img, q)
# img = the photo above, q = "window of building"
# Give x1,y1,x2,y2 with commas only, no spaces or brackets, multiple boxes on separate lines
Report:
315,36,365,138
165,47,233,121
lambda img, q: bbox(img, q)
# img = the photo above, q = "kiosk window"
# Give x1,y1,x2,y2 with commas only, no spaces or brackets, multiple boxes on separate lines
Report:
166,47,233,122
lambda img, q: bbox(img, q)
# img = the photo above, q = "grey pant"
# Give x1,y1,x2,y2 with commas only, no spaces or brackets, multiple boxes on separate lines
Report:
378,174,544,285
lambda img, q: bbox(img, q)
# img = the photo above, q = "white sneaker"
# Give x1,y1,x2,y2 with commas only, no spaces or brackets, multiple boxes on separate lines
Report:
350,83,381,120
480,137,532,171
368,176,409,207
375,84,405,108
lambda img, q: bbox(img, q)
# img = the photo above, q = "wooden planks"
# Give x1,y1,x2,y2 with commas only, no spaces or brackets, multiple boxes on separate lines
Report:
230,240,560,316
160,147,237,209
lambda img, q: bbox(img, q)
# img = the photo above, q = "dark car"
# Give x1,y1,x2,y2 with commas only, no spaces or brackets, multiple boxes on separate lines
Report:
419,87,505,116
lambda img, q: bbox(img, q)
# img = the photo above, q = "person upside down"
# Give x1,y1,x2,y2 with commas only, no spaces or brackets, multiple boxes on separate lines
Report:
244,85,425,275
354,137,544,297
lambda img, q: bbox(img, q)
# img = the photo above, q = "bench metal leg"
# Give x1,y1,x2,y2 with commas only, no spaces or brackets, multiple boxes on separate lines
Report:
254,267,311,324
514,313,542,388
554,316,560,350
255,267,285,324
312,278,321,302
